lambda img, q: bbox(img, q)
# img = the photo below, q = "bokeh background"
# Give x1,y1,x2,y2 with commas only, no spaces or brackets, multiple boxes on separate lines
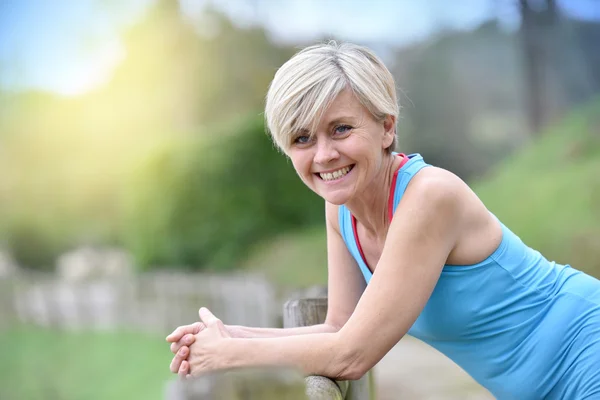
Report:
0,0,599,399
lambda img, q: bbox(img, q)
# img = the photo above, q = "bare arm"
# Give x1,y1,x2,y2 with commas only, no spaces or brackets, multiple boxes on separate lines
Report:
169,201,365,373
323,201,367,330
167,315,337,346
189,168,466,379
225,323,337,338
227,211,366,339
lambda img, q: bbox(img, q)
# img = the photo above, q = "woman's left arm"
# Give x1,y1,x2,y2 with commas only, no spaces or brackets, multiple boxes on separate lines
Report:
188,169,465,380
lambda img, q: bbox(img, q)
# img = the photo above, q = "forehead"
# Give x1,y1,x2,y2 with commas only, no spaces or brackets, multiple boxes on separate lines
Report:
320,89,368,123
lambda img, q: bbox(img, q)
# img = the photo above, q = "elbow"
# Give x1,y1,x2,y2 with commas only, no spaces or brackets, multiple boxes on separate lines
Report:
323,317,344,333
340,360,369,381
331,345,369,381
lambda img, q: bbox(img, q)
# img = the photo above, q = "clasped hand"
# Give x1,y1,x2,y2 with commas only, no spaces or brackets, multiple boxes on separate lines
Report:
165,307,231,377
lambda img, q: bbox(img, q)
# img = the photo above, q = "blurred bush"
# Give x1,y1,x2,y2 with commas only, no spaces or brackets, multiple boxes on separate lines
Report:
122,114,324,270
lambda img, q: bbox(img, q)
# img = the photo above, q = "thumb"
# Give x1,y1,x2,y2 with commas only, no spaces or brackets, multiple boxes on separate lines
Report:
198,307,220,326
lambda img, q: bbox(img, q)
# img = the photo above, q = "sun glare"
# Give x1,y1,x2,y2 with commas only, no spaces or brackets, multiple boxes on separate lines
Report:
53,41,126,97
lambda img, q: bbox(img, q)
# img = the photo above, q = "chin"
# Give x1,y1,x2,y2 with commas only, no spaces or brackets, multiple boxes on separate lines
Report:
308,179,354,205
321,192,351,206
325,198,346,206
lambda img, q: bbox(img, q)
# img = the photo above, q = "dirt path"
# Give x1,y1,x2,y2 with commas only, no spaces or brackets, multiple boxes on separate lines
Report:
374,336,494,400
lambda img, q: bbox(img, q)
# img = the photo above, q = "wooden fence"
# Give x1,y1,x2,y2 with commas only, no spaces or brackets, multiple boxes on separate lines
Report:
1,272,375,399
1,270,276,334
168,297,374,400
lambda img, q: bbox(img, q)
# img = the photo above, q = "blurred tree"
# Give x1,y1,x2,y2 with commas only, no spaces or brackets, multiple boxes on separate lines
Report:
519,0,600,133
520,0,550,133
394,22,526,179
103,0,293,134
400,42,477,178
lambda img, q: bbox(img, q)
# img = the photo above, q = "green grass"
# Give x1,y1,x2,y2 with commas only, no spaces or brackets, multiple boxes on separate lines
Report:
241,226,328,289
0,325,174,400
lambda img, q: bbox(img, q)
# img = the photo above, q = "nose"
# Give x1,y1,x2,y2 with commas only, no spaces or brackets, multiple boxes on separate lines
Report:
314,137,339,165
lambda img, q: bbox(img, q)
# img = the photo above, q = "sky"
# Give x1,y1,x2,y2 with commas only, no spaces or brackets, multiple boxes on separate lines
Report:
0,0,598,96
0,0,149,95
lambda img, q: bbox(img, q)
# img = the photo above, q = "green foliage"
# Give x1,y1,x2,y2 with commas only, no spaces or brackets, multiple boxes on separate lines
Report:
0,4,294,269
2,221,64,270
474,99,600,276
123,114,324,270
1,5,597,273
0,325,172,400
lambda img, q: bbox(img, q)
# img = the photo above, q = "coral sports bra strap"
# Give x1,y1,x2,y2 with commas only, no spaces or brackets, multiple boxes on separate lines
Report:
351,153,409,272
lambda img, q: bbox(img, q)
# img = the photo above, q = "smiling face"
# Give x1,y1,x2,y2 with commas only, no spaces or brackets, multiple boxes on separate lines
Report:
286,89,396,205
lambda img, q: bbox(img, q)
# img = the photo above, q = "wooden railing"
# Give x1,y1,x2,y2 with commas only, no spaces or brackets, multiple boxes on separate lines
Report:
167,297,374,400
284,298,372,399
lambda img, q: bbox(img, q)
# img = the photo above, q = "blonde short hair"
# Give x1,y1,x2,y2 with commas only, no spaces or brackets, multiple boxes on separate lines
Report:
265,41,399,153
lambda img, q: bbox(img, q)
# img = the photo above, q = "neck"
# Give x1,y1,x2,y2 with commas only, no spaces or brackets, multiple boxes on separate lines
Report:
346,152,400,238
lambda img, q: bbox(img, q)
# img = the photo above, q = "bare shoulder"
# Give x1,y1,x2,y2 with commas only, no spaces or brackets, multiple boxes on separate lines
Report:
402,166,470,216
402,166,501,264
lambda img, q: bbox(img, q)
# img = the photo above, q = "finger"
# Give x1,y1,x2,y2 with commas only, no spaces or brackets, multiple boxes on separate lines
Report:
198,307,220,326
166,322,204,342
178,360,189,380
170,332,198,354
169,346,189,373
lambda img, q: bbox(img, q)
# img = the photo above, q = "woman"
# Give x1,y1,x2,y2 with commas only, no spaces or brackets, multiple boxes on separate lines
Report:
166,42,600,399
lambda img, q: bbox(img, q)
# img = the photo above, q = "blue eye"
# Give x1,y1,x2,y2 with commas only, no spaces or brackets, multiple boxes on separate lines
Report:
294,135,311,144
334,125,352,135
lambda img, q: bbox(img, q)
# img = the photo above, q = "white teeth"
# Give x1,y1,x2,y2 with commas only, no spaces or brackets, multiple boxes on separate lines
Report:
319,166,351,182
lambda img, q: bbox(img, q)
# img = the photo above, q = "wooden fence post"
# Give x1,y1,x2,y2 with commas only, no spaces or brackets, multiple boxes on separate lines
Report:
283,298,373,400
166,366,307,400
0,278,15,330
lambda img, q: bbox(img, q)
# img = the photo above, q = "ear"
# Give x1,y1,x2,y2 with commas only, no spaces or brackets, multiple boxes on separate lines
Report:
382,115,396,149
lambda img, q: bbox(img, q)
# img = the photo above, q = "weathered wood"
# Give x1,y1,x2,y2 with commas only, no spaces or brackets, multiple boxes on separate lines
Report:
7,271,276,334
166,366,307,400
304,376,346,400
0,278,16,330
283,297,373,400
283,298,328,328
344,374,370,400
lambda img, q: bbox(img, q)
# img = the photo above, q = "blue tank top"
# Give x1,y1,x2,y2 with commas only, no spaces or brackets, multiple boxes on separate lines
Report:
338,153,600,399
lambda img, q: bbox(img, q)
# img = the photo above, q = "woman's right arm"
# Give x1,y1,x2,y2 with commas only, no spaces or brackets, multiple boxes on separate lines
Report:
225,202,366,338
167,202,366,359
322,201,367,331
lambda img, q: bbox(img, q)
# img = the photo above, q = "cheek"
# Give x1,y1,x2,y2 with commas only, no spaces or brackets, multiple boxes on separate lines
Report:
289,150,308,169
289,154,313,181
289,157,302,174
